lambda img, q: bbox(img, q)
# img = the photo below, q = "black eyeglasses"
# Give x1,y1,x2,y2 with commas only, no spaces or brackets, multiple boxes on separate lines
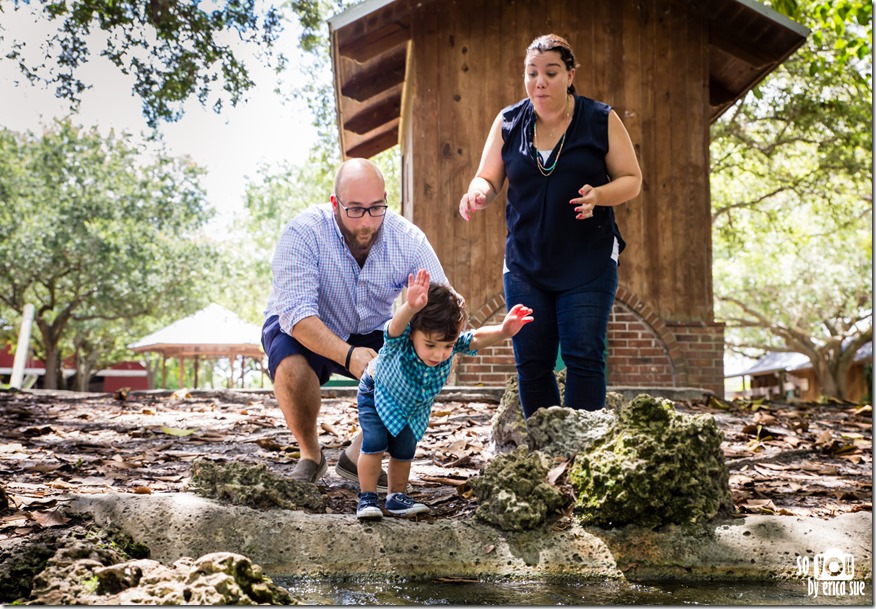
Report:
336,196,388,218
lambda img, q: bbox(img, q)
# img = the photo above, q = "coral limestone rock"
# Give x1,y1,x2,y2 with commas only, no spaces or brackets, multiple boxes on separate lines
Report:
569,394,733,529
189,460,325,512
490,377,530,452
526,406,617,459
469,446,568,531
29,549,295,605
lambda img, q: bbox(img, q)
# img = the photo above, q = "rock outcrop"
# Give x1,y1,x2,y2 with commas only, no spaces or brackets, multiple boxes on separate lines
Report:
189,460,324,512
485,384,732,531
569,394,733,529
29,548,295,605
469,446,568,531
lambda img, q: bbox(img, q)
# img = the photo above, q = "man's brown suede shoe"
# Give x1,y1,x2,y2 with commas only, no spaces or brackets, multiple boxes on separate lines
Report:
335,450,388,492
291,451,328,483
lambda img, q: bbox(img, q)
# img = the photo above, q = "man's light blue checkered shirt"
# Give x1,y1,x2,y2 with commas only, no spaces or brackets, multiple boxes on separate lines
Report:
264,205,446,338
373,324,477,441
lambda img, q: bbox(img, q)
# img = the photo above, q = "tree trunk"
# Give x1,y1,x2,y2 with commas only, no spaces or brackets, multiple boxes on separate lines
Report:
812,356,841,400
34,312,73,391
42,345,61,390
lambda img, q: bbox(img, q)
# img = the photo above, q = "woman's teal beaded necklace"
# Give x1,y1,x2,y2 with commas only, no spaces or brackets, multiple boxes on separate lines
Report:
532,94,571,177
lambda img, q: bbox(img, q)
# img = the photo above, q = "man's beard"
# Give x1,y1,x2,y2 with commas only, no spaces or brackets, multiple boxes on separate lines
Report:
337,216,380,258
347,227,379,253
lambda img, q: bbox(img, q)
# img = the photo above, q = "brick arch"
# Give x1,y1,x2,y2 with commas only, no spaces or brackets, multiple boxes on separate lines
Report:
612,283,689,386
469,292,507,327
454,292,516,386
457,287,693,388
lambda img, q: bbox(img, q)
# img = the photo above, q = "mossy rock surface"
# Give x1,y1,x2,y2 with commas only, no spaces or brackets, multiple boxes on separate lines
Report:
569,394,732,529
526,406,617,459
189,460,325,512
469,446,568,531
29,548,296,605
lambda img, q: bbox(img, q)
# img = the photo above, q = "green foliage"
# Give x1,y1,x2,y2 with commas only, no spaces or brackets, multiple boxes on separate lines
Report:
0,119,218,388
0,0,326,127
712,0,872,399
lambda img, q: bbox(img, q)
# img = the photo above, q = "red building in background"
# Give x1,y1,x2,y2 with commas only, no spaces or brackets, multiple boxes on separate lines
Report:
0,345,149,392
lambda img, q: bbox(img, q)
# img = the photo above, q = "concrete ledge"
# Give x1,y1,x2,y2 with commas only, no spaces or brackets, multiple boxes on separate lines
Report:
66,494,871,582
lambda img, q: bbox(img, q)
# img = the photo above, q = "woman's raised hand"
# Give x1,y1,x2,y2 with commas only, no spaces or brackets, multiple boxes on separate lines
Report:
459,190,489,221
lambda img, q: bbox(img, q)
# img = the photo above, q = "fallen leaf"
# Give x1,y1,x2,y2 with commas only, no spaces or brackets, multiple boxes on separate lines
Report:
547,461,569,485
740,499,778,514
131,486,152,495
443,454,473,468
420,475,469,487
753,462,792,471
729,474,755,486
320,422,341,437
708,396,729,409
753,412,778,425
30,510,71,528
161,426,196,437
24,463,65,474
255,438,284,452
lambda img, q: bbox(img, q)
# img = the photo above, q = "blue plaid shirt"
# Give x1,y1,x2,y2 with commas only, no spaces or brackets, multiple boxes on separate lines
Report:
264,205,447,338
372,324,477,441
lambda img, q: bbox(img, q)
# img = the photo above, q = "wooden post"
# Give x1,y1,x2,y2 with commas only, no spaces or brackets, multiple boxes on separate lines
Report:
10,304,35,390
240,355,245,388
161,355,167,389
179,356,185,389
194,356,200,389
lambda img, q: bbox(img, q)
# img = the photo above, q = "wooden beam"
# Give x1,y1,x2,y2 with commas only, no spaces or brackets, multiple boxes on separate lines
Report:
346,126,399,159
709,78,738,105
345,92,402,134
338,22,411,64
710,25,778,69
342,46,407,102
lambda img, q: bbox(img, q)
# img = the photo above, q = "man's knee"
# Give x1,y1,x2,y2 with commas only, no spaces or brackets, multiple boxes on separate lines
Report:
274,355,320,403
275,353,311,382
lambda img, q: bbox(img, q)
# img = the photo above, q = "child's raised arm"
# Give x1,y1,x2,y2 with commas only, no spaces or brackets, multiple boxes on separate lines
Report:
469,304,534,350
387,269,430,338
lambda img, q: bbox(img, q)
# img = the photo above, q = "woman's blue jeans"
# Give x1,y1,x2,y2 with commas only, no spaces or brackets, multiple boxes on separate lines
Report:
504,261,617,418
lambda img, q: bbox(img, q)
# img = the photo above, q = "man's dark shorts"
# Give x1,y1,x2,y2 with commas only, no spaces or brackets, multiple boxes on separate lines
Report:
261,315,384,384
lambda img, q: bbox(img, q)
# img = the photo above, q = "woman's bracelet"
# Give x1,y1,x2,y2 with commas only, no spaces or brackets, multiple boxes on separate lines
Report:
344,345,356,370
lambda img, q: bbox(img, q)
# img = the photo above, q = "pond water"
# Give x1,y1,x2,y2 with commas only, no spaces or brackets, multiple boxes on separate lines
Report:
273,577,872,606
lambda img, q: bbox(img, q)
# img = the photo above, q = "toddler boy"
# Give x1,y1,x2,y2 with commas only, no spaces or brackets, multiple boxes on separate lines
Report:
355,269,533,519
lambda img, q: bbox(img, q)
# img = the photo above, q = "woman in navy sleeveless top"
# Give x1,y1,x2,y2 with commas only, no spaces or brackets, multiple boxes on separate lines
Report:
459,34,642,417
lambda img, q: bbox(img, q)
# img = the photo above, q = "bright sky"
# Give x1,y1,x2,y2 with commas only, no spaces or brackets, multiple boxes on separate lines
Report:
0,4,319,230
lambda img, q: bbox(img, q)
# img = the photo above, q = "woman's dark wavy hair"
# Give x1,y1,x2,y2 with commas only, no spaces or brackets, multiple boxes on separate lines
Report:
410,283,468,342
526,33,579,95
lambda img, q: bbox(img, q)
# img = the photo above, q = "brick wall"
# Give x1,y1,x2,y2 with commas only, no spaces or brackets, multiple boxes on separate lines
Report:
666,321,725,395
607,303,677,387
452,293,516,386
452,288,725,395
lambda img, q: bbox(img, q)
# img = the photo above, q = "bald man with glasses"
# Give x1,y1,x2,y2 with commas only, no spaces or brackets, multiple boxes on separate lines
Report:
262,158,447,486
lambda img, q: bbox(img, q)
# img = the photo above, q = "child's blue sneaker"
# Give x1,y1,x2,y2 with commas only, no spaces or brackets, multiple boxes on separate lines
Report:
356,492,383,520
384,492,431,517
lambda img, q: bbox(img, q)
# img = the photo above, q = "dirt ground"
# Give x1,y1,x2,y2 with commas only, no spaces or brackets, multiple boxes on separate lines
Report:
0,387,871,542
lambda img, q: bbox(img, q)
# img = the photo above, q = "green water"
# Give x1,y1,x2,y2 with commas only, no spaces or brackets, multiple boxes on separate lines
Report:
273,577,872,606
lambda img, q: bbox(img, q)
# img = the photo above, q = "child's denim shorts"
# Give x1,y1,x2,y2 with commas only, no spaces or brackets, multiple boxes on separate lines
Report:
357,372,417,460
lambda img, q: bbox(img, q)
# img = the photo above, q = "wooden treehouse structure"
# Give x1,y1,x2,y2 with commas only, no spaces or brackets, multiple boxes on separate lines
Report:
329,0,807,396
